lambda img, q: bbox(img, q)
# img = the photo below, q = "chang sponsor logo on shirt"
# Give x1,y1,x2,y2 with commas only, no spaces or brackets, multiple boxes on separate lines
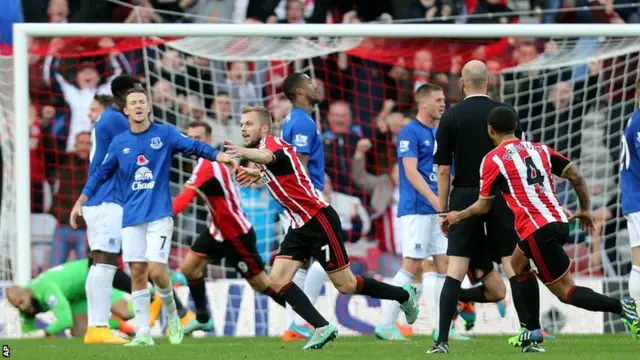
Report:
133,155,155,190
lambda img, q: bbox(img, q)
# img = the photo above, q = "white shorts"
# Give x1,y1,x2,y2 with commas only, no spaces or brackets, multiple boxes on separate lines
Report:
625,212,640,248
399,214,447,259
121,217,174,264
82,202,123,254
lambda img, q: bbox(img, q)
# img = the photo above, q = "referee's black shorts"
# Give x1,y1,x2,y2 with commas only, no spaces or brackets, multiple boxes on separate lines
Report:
447,187,519,283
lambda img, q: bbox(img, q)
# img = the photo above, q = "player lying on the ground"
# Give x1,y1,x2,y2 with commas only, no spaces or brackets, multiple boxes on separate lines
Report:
441,107,640,353
225,105,419,350
71,88,236,347
7,259,135,339
171,121,287,335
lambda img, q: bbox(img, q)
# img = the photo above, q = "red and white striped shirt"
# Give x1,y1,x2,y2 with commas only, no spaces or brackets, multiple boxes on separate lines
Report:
257,136,328,229
479,139,571,240
173,159,252,240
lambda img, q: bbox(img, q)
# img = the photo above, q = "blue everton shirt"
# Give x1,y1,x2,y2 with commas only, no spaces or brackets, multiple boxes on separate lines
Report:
397,119,439,216
621,110,640,215
85,107,129,207
280,106,324,191
82,123,220,227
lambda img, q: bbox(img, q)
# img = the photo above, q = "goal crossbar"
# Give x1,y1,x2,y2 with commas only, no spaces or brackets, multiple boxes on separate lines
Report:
10,22,640,285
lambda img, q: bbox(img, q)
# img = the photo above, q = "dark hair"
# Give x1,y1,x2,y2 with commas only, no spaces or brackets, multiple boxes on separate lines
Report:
188,120,212,137
415,83,443,103
282,72,307,102
487,106,518,134
112,75,144,109
93,94,114,108
111,75,143,97
215,91,230,98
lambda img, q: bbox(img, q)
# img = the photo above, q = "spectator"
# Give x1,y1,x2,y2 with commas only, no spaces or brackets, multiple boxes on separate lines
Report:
151,79,179,126
48,131,90,266
44,53,123,152
351,138,401,255
154,49,187,95
218,61,263,118
29,103,58,214
179,94,211,129
209,91,242,148
322,174,370,243
323,101,363,196
148,0,195,23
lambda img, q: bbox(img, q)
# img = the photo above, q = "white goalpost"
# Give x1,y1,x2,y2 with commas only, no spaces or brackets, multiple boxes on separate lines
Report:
3,22,640,338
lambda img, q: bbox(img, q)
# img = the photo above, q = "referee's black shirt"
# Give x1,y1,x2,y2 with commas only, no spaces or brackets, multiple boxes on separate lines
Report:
434,95,523,187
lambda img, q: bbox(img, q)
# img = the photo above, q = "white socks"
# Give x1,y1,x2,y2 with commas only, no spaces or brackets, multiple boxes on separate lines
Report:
629,265,640,301
86,265,97,327
92,264,117,327
132,289,151,336
423,272,437,330
156,284,178,319
381,268,414,328
433,274,446,334
295,262,328,327
286,268,307,328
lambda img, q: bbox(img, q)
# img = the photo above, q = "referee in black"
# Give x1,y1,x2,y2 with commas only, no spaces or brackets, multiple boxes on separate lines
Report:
428,60,534,354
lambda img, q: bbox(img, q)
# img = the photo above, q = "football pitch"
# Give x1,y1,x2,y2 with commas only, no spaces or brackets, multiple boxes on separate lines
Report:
2,334,638,360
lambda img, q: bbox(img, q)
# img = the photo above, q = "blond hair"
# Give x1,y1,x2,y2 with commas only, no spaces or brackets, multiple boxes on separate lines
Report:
242,105,273,129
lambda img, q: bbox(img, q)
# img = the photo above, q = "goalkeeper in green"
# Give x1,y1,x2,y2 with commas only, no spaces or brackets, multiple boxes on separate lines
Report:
7,259,135,339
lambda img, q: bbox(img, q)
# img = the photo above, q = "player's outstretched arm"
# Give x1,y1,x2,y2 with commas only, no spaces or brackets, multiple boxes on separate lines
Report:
171,127,237,171
562,164,595,232
441,197,493,226
224,140,276,165
236,166,263,187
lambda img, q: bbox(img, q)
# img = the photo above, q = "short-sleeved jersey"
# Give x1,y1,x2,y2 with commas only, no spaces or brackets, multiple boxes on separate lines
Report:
257,136,328,229
23,259,89,334
280,107,325,191
82,123,220,228
621,110,640,215
479,139,570,240
176,158,252,240
86,107,129,207
396,119,438,216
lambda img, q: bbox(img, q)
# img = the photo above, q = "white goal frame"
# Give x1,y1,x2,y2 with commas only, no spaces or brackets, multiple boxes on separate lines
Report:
10,22,640,285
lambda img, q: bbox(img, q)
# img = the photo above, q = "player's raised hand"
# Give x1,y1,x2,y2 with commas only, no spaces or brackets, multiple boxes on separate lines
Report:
216,151,238,172
355,138,372,154
236,166,261,187
224,140,246,159
570,210,595,233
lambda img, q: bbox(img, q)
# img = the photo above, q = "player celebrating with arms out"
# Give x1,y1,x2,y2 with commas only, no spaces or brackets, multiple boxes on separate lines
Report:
171,120,287,335
376,83,448,341
280,72,329,341
71,88,236,346
225,106,419,350
441,107,640,352
621,79,640,305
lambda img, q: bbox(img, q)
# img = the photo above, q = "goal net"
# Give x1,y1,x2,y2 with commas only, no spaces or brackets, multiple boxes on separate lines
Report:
0,27,638,338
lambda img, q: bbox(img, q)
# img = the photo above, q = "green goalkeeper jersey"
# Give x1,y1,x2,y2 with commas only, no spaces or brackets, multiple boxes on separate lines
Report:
21,259,90,335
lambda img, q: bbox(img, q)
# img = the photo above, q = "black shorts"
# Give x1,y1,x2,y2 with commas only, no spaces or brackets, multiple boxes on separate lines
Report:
276,206,349,273
447,187,519,283
190,228,264,279
517,222,571,285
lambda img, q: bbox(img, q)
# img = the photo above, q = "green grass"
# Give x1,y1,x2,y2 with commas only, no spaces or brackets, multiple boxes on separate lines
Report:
2,334,638,360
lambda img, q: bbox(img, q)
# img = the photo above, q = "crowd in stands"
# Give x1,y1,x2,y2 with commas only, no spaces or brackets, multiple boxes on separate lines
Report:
1,0,639,279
